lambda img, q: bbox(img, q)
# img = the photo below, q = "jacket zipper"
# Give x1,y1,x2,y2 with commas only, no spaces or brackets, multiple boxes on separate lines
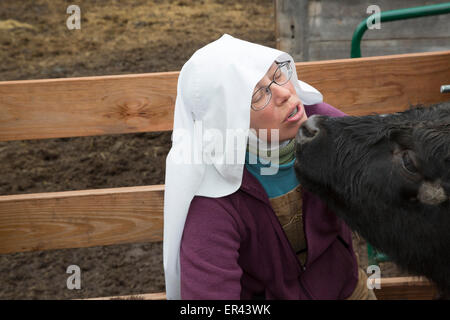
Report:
299,194,313,299
240,172,313,299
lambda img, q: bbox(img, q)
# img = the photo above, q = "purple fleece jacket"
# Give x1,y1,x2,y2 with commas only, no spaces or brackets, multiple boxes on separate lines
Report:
180,102,358,300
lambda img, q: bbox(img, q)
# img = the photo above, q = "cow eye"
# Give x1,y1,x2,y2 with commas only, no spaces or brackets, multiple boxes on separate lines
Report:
401,151,418,174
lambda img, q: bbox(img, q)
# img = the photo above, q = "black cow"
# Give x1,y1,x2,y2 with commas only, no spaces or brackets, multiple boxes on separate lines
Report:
294,102,450,298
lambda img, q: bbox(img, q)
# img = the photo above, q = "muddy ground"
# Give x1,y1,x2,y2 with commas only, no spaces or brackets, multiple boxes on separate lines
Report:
0,0,406,299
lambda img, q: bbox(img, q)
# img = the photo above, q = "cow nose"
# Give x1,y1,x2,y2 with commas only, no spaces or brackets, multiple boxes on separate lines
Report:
296,115,320,144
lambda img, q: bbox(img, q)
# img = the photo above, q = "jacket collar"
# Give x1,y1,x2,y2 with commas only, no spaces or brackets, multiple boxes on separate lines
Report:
239,166,272,205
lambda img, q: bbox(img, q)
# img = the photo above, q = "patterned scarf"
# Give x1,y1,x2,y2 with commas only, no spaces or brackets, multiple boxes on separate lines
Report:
246,138,295,165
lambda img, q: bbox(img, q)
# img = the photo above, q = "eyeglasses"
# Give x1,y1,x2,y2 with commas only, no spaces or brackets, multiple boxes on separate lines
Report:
251,60,293,111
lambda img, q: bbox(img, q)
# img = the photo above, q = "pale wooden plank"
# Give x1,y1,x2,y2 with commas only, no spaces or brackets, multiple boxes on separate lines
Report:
84,291,166,300
0,185,164,254
0,72,178,141
1,51,449,142
87,277,436,300
296,50,450,116
370,276,437,300
308,39,450,62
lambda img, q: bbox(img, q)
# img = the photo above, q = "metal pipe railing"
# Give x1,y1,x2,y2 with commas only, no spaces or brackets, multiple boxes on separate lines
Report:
351,2,450,58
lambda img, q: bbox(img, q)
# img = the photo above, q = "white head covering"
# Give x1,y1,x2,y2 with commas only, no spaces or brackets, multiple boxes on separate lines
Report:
163,34,323,299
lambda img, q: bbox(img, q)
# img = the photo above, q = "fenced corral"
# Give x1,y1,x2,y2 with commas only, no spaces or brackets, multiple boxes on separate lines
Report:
1,50,448,299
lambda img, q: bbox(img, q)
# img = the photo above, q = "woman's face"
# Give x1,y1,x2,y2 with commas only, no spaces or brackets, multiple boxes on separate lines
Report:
250,62,308,143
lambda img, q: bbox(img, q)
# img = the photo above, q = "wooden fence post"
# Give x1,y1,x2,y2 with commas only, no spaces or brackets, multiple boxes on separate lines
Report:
274,0,309,61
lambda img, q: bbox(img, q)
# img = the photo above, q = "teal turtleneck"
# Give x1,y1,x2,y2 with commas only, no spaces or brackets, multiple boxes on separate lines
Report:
245,139,300,198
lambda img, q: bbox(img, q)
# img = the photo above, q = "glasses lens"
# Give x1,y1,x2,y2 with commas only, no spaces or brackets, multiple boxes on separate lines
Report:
274,62,292,85
251,86,271,110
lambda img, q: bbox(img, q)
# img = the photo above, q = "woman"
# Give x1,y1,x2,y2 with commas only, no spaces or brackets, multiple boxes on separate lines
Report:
164,34,375,300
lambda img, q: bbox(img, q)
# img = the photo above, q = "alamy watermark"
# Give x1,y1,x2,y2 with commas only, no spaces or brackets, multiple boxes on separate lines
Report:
66,265,81,290
66,5,81,30
366,5,381,30
367,265,381,289
171,122,281,175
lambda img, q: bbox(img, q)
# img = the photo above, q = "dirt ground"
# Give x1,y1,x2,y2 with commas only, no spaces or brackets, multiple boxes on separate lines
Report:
0,0,406,299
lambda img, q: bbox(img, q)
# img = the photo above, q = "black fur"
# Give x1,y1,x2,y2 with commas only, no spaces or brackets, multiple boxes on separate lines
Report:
294,102,450,297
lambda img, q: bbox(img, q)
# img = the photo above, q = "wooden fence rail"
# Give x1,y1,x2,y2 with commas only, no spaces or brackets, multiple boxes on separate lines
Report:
89,277,436,300
1,51,448,141
0,185,164,254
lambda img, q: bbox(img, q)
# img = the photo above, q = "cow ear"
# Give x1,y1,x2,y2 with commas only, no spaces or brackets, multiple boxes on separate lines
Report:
417,180,448,205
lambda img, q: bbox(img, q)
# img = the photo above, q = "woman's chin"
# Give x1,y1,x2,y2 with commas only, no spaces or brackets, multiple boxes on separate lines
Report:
282,115,308,141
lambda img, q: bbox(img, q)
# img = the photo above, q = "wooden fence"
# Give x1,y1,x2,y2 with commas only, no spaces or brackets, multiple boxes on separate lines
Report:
1,50,448,299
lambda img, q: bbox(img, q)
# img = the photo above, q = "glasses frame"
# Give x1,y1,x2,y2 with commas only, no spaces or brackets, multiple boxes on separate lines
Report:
251,60,293,111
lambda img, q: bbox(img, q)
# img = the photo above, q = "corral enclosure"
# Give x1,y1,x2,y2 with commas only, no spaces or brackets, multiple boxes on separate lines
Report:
0,0,448,299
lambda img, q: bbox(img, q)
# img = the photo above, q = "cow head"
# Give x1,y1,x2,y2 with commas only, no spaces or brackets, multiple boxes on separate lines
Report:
294,103,450,287
295,104,449,215
295,103,450,295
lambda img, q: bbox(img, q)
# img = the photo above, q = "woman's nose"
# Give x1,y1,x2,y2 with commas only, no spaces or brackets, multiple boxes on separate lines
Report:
271,84,291,105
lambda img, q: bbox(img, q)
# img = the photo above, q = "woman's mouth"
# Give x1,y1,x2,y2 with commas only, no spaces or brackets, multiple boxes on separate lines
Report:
285,104,304,122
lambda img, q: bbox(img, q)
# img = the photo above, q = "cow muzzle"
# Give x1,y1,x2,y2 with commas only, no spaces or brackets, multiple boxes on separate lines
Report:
296,115,320,145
